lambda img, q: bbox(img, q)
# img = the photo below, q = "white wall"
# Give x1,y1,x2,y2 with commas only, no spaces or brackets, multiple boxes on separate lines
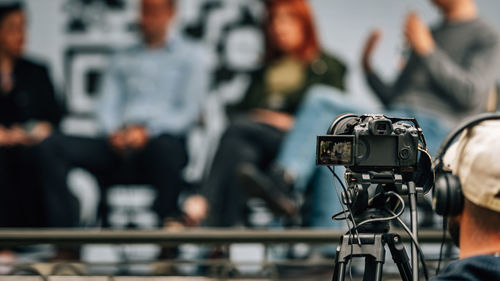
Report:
25,0,66,88
23,0,500,104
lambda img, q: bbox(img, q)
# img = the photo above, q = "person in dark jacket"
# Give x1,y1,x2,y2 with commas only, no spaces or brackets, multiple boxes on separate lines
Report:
0,2,63,228
0,1,64,263
182,0,347,227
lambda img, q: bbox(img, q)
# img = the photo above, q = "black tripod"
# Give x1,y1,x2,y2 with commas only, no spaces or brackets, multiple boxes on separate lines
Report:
332,229,412,281
331,173,423,281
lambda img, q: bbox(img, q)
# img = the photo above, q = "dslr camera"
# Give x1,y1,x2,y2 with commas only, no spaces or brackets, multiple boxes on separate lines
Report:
316,114,422,174
316,113,432,218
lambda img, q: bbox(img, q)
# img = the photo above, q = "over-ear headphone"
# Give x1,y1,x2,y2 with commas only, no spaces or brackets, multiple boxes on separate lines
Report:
433,112,500,216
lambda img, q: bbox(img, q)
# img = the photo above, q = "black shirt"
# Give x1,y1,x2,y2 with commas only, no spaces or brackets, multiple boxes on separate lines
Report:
0,58,63,128
431,255,500,281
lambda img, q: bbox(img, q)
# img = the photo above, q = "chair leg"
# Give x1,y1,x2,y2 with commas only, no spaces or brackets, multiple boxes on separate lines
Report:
97,187,110,227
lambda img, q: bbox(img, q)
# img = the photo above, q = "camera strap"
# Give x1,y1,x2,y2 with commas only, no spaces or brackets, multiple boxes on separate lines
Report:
414,147,434,193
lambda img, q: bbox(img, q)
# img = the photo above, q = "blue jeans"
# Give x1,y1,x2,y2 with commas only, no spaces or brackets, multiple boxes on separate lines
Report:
277,86,451,228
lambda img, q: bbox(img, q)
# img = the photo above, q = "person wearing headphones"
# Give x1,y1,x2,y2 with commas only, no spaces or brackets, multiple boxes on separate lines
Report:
432,117,500,280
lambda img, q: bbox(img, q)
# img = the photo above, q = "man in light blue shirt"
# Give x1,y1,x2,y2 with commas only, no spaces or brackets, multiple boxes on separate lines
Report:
37,0,210,227
98,32,206,138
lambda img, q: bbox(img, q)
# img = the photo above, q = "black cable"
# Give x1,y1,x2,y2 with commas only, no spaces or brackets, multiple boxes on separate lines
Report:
330,167,354,281
350,191,405,231
329,168,351,225
334,173,361,246
329,167,362,245
329,166,357,281
331,209,350,221
353,206,404,230
436,215,448,275
388,209,430,280
328,166,348,195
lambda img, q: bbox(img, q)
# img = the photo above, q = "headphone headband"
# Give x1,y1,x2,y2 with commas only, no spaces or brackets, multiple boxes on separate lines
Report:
433,112,500,170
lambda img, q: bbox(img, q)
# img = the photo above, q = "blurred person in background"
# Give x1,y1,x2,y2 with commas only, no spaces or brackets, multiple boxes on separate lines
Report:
183,0,347,227
37,0,209,230
0,1,63,263
0,1,63,228
240,0,500,225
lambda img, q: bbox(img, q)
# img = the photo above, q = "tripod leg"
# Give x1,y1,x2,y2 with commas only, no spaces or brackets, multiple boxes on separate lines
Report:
409,181,419,281
333,260,347,281
363,256,384,281
333,233,387,281
385,234,412,281
332,239,346,281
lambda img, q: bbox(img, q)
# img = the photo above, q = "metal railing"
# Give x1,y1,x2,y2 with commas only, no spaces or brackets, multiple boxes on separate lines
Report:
0,228,451,246
0,228,455,280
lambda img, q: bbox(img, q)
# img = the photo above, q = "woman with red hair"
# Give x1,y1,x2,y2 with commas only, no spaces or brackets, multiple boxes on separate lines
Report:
183,0,346,227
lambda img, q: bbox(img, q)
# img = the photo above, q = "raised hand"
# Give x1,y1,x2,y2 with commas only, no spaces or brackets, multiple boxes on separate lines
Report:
404,12,435,56
362,29,383,74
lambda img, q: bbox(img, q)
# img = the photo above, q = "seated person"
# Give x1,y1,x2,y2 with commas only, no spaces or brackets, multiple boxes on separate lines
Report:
241,0,500,220
182,0,347,227
431,120,500,280
0,1,63,264
0,1,62,228
37,0,209,227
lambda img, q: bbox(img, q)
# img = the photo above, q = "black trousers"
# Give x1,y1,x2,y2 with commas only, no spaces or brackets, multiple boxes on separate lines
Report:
201,119,285,227
0,146,47,227
37,133,188,227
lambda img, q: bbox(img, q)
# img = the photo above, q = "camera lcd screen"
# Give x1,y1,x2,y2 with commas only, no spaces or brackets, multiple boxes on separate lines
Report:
316,135,354,166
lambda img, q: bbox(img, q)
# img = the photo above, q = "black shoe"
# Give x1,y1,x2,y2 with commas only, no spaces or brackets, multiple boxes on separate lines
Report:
238,163,298,217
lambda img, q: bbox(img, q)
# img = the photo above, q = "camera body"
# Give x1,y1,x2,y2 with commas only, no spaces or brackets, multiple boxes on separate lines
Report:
317,114,420,172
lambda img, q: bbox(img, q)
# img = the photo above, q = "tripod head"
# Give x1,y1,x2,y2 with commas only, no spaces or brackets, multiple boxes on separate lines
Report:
352,208,391,234
330,167,427,281
338,169,419,231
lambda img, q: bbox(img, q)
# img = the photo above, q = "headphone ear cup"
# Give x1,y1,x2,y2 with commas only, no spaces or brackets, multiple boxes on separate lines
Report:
446,174,463,216
433,173,449,216
433,172,463,216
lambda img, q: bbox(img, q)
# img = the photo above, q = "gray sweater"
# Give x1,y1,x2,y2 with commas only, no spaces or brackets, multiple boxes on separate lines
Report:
367,19,500,126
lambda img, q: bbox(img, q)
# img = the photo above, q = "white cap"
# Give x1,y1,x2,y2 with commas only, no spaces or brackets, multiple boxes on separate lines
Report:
443,120,500,212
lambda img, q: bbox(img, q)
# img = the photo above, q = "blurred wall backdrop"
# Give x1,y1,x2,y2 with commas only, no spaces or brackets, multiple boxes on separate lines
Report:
24,0,500,106
17,0,500,227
